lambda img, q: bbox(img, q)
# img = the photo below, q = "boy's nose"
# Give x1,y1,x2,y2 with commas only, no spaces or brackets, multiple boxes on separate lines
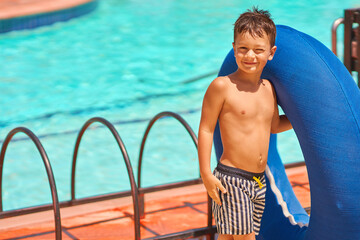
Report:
245,49,255,58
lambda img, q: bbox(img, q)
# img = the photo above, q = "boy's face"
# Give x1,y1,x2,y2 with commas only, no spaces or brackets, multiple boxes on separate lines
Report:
232,31,276,75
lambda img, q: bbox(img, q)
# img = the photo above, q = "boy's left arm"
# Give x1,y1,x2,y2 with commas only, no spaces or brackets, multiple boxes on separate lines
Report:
270,85,292,134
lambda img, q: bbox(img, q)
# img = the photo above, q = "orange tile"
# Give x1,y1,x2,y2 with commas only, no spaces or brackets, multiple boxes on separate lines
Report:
287,165,311,209
0,0,93,19
0,165,310,239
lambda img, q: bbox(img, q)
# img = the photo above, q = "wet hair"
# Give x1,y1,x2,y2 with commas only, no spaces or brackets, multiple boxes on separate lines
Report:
234,7,276,47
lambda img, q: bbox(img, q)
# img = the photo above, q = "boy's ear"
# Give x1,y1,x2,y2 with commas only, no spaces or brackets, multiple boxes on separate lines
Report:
232,42,235,53
268,46,277,60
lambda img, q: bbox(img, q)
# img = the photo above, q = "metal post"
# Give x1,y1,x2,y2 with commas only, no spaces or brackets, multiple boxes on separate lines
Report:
331,18,344,56
137,111,198,219
207,195,214,240
344,9,353,72
70,117,140,240
343,8,360,86
0,127,62,239
354,11,360,87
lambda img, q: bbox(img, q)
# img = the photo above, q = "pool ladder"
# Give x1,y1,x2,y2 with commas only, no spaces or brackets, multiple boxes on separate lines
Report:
332,8,360,87
3,9,354,239
0,111,216,240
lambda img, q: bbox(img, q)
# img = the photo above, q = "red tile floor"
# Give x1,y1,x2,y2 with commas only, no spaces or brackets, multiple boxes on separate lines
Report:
0,0,92,19
0,2,311,238
0,165,310,239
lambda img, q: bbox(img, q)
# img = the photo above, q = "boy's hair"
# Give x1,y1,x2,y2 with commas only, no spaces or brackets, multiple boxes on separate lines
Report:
234,7,276,47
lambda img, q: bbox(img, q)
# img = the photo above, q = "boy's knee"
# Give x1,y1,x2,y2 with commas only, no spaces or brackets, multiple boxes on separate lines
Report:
232,232,256,240
217,234,233,240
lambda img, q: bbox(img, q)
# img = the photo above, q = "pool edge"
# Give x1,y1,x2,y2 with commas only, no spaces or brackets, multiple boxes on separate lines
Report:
0,0,98,34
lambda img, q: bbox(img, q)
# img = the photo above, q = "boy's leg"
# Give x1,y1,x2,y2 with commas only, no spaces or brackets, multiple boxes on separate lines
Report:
232,232,256,240
217,234,233,240
217,233,255,240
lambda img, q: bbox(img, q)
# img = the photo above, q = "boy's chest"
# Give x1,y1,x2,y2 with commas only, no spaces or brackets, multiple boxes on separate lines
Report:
222,87,274,120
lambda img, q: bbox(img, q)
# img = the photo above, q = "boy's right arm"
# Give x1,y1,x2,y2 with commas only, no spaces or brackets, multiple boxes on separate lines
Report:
198,77,227,205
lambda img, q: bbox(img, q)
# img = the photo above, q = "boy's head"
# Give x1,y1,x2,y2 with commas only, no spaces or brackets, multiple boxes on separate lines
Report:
233,7,276,47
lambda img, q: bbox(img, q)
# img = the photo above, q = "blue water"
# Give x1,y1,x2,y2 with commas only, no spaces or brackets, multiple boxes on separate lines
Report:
0,0,359,210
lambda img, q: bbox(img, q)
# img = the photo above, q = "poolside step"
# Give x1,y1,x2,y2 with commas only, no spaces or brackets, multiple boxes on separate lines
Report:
0,0,93,19
0,165,310,239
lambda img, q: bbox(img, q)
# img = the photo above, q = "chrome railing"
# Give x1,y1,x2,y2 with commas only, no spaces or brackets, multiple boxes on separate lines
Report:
70,117,140,240
332,8,359,87
0,112,217,239
0,127,62,239
331,17,344,56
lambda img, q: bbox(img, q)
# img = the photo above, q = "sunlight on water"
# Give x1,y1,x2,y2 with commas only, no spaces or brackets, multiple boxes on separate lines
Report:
0,0,359,210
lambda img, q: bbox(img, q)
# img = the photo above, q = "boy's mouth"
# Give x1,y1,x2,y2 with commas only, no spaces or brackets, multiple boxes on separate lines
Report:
243,61,257,65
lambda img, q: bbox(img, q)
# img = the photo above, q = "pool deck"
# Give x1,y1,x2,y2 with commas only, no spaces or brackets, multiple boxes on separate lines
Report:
0,0,93,19
0,2,311,239
0,165,310,239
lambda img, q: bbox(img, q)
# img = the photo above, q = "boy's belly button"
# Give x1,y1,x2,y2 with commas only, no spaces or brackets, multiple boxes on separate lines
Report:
259,154,263,164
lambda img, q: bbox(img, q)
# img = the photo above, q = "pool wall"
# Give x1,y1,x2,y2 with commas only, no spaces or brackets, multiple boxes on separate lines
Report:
0,0,98,34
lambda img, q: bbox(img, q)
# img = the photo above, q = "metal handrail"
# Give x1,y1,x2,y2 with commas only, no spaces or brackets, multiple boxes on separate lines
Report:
0,118,309,239
137,111,214,239
70,117,140,240
137,111,198,190
332,17,344,56
143,226,217,240
0,127,62,240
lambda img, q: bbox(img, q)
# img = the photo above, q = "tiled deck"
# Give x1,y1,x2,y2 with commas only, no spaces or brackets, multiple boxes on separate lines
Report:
0,165,310,239
0,0,97,33
0,2,311,239
0,0,93,19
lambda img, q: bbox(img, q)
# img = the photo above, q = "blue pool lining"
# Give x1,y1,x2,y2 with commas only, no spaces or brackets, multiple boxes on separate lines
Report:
0,107,200,144
0,0,98,34
0,87,205,128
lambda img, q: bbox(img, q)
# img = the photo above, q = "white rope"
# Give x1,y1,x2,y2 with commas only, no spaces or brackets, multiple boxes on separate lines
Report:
265,165,308,228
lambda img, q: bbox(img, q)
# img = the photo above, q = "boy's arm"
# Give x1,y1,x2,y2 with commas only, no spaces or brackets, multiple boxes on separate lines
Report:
270,84,293,134
198,77,227,205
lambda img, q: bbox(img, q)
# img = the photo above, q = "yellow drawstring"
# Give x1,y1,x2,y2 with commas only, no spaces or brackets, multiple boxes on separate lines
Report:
253,176,264,189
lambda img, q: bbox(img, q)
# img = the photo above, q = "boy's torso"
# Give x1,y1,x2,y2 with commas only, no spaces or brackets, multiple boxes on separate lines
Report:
218,75,275,173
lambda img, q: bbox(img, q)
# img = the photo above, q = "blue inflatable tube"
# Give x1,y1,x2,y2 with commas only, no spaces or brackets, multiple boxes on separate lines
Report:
214,25,360,240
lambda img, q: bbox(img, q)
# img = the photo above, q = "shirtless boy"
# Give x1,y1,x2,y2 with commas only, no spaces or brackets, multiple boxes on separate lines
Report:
198,8,292,240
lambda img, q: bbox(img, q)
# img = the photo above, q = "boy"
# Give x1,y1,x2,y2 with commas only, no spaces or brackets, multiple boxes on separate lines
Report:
198,8,292,240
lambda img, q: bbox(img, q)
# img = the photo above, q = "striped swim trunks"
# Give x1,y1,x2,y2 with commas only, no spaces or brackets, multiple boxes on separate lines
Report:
212,162,266,236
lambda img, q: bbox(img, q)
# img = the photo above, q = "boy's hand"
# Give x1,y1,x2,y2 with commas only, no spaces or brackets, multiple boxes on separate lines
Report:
201,173,227,205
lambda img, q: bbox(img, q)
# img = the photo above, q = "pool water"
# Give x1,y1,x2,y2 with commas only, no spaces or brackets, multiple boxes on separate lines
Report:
0,0,359,210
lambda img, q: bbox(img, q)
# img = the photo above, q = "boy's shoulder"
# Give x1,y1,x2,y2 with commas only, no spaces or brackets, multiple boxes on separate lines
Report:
259,78,273,88
204,76,231,99
261,79,277,98
262,79,275,90
208,75,231,89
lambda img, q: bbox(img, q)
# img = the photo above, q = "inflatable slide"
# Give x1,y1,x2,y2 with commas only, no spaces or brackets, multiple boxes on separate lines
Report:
214,25,360,240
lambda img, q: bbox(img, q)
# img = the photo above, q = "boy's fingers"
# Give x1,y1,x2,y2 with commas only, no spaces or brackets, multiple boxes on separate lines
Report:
211,192,222,206
217,182,227,194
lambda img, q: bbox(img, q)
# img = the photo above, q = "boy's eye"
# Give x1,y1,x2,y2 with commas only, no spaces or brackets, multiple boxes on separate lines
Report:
255,49,265,53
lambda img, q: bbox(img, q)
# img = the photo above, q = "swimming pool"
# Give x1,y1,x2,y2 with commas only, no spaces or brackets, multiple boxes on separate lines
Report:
1,0,359,210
